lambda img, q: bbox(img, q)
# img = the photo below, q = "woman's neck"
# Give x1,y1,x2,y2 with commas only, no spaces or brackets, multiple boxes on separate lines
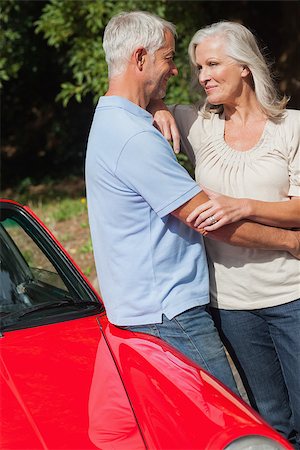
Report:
223,90,266,126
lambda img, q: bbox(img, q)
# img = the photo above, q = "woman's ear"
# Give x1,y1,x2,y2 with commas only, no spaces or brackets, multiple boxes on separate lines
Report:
241,65,251,77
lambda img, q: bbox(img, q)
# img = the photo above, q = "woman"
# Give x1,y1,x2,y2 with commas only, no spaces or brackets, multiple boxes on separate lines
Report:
151,21,300,447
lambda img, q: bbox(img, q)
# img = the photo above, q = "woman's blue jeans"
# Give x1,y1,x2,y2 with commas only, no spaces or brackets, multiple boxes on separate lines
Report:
211,299,300,449
121,305,238,394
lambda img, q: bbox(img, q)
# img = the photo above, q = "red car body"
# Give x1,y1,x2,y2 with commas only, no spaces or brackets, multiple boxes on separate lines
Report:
0,199,292,450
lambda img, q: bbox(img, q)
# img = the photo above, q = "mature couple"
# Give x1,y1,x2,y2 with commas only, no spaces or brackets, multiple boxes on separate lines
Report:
85,11,300,447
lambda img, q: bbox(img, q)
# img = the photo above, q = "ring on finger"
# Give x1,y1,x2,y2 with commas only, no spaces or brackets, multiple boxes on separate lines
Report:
208,215,218,224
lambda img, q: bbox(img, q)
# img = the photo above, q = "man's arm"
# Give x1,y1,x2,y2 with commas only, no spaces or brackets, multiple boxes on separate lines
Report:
172,192,300,258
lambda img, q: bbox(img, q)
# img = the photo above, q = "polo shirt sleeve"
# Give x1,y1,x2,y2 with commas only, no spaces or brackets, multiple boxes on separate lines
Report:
115,129,201,218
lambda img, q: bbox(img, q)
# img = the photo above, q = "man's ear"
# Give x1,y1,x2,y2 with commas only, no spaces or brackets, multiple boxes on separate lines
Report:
134,47,147,71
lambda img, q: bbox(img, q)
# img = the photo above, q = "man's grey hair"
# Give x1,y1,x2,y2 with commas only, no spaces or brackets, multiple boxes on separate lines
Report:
103,11,176,78
188,21,287,120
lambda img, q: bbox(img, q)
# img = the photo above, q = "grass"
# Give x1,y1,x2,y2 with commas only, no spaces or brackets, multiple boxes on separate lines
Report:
79,239,93,254
51,198,88,222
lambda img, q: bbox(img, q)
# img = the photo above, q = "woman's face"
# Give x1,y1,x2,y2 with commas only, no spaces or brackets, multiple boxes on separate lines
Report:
195,35,248,105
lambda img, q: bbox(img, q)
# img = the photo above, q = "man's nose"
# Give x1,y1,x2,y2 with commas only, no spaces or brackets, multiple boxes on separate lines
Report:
171,62,178,77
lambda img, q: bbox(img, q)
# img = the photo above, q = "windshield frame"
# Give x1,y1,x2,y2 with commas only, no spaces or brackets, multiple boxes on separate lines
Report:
0,201,104,332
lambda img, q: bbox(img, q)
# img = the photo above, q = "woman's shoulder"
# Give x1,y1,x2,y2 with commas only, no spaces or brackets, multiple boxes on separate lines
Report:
281,109,300,126
285,108,300,116
274,109,300,137
172,103,220,128
272,109,300,149
168,104,201,136
170,103,199,121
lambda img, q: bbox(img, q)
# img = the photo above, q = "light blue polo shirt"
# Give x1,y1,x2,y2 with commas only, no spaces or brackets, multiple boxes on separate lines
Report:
85,96,209,326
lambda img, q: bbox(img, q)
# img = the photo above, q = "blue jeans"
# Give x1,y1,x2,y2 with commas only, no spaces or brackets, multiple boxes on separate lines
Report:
120,305,238,394
211,299,300,449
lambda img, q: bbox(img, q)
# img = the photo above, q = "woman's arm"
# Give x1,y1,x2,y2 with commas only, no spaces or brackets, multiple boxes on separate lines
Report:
148,99,181,153
186,188,300,230
148,103,300,230
172,192,300,259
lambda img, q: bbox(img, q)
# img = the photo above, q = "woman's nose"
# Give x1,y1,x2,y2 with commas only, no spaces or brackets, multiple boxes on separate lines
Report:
199,67,210,85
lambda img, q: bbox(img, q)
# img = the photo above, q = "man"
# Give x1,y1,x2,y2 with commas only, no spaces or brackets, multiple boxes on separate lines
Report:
85,11,299,391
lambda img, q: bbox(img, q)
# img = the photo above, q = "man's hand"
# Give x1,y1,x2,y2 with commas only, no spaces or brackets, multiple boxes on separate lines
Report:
289,230,300,259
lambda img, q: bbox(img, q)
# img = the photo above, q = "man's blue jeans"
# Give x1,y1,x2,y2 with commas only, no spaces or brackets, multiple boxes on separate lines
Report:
120,305,238,394
211,299,300,449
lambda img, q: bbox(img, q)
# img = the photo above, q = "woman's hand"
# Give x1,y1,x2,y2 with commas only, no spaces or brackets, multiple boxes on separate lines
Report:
186,188,249,231
153,110,181,153
148,100,181,153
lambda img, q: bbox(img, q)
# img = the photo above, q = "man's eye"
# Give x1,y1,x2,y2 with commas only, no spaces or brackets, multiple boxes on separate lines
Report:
209,62,217,66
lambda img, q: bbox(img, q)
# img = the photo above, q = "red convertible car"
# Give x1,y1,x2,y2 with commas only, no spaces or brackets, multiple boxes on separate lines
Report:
0,199,292,450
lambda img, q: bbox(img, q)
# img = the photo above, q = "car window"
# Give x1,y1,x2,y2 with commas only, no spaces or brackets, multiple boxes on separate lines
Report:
3,218,68,290
0,204,103,331
0,217,71,311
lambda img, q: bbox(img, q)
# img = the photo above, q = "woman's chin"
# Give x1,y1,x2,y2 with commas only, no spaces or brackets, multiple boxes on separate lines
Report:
207,96,221,105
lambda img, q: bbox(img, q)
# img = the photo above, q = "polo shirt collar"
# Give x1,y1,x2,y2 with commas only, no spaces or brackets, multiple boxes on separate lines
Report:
98,96,153,122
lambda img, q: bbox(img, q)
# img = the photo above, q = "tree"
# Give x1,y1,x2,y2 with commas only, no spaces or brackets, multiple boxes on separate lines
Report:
1,1,299,189
1,0,83,189
34,0,300,108
34,1,181,106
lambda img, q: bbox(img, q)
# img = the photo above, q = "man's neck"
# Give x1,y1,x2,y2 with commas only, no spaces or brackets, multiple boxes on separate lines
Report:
106,76,149,110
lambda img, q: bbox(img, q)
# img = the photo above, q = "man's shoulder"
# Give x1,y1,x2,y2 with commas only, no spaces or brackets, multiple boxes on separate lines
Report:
88,101,170,169
94,102,155,139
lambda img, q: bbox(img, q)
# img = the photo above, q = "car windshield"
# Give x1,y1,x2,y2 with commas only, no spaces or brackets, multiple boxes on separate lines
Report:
0,204,103,331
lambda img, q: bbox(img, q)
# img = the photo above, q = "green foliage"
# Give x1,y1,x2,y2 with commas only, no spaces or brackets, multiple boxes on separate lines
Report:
0,1,22,86
2,0,299,188
35,0,171,105
177,153,194,178
33,0,208,106
32,0,211,106
2,1,299,107
0,1,50,87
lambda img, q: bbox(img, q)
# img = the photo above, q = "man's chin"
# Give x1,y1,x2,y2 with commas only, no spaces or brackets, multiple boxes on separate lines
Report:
152,92,167,100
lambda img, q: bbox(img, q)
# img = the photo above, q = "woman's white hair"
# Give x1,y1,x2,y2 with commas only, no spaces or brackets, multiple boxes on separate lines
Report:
103,11,176,78
188,21,288,120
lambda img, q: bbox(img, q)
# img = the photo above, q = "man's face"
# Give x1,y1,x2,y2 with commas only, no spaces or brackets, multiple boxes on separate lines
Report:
147,30,178,100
